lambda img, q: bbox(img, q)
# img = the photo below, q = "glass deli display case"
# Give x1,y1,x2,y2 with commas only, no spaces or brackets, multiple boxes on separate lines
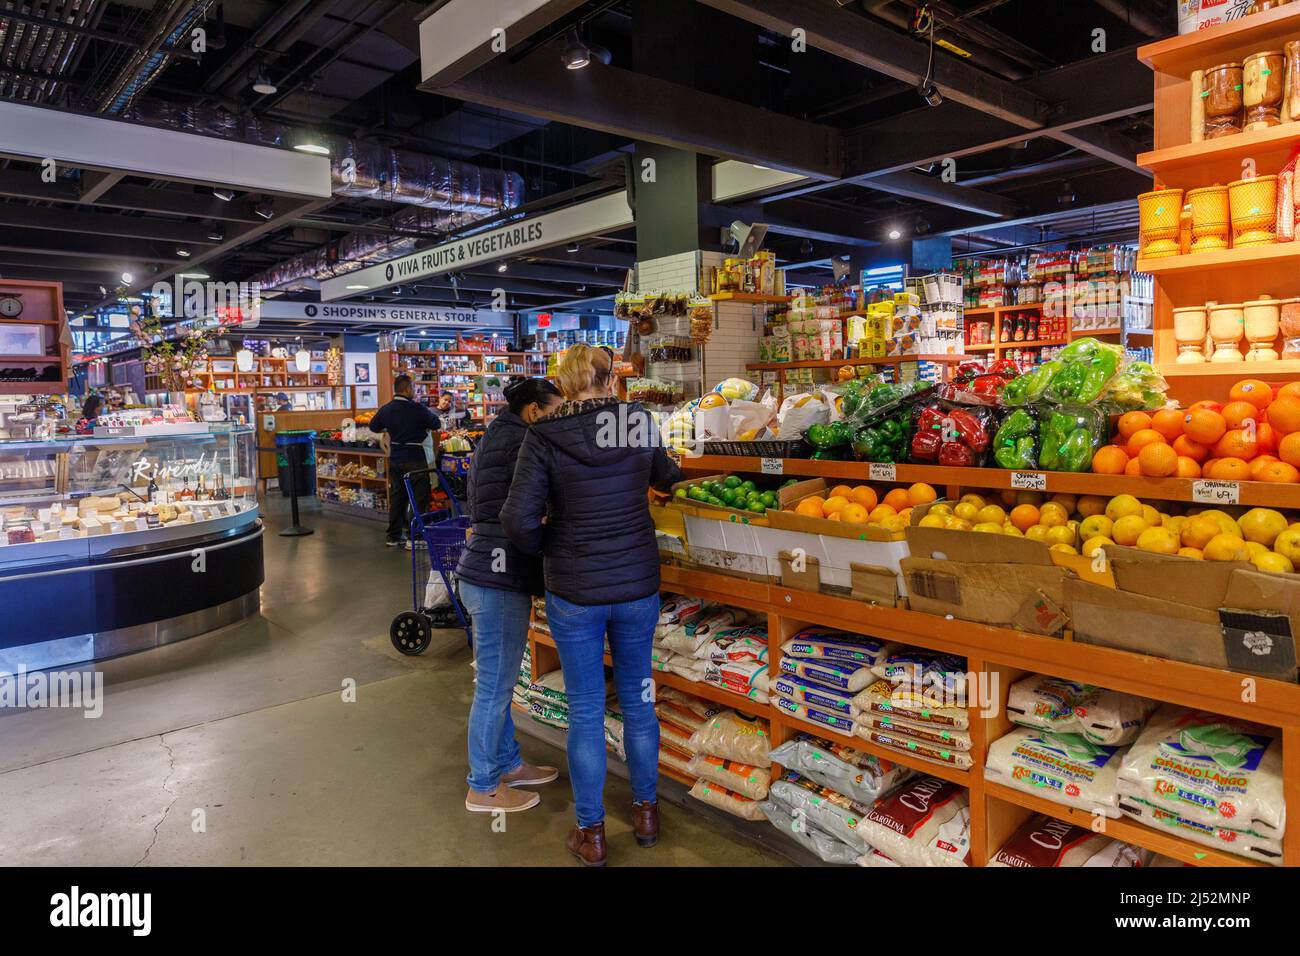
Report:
0,425,264,669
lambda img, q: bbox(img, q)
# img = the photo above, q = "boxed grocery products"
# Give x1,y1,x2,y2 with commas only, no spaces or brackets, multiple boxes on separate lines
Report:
902,504,1075,636
1178,0,1252,34
1067,545,1300,681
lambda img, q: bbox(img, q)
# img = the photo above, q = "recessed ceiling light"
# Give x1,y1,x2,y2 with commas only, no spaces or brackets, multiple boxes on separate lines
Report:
120,271,134,283
888,229,902,240
176,247,191,257
496,262,508,273
179,271,211,280
213,187,235,202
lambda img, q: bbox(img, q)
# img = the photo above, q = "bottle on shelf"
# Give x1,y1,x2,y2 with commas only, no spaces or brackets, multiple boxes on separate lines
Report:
178,479,195,501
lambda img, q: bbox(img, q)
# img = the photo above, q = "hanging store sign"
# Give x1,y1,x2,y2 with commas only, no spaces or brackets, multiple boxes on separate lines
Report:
256,301,509,327
318,191,635,302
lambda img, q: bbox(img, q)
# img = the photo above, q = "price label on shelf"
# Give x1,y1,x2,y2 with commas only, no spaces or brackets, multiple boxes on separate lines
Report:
1192,480,1240,505
760,457,784,476
1010,472,1048,491
869,463,897,482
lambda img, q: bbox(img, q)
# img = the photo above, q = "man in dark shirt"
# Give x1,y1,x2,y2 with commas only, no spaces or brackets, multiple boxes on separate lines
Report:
369,374,441,546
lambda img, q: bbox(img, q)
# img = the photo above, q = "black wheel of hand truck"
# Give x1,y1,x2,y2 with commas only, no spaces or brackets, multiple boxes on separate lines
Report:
390,610,433,656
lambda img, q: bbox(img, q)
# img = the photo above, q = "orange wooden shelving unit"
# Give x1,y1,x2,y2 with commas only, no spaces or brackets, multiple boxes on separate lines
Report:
1137,8,1300,403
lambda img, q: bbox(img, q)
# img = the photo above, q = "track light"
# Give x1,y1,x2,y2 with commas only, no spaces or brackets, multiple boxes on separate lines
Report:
888,229,902,241
799,238,814,255
567,241,581,253
561,31,591,70
207,227,225,242
176,247,191,258
213,187,235,202
252,70,277,95
917,80,943,108
496,261,508,273
254,200,274,220
292,130,331,156
120,271,134,284
98,285,107,296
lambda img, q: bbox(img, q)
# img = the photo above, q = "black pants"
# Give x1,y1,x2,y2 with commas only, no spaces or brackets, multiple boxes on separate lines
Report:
387,459,431,542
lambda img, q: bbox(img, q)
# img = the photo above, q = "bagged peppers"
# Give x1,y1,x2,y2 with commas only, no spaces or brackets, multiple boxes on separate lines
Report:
993,407,1040,470
909,400,995,468
1037,404,1106,473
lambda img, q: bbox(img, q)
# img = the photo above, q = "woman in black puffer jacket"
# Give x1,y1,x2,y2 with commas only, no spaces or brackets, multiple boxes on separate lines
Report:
502,344,682,866
458,377,563,816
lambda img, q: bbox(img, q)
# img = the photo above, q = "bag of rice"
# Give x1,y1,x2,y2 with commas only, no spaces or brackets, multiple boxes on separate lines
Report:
650,647,677,671
985,727,1125,817
706,659,770,703
989,814,1152,867
655,698,718,735
689,778,766,820
1007,674,1157,746
657,686,718,717
1117,705,1285,842
689,711,772,768
853,679,970,730
1117,784,1283,865
668,656,709,682
858,776,971,867
759,799,860,864
855,711,973,752
659,747,695,780
778,655,874,693
658,595,705,628
705,629,769,664
781,628,896,668
605,706,626,759
773,672,856,718
526,669,567,707
856,724,975,770
774,695,857,736
662,608,754,656
660,719,698,758
688,753,771,800
871,649,968,705
769,735,911,805
530,699,569,729
857,848,901,867
768,772,875,852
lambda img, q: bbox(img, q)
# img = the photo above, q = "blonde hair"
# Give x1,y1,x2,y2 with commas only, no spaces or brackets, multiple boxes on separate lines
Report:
556,343,613,399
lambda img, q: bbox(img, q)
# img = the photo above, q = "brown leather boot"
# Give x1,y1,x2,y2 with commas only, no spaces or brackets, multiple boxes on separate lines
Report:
565,822,607,867
632,799,659,848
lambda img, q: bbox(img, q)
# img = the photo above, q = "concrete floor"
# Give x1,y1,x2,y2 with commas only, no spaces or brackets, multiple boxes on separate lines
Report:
0,496,785,867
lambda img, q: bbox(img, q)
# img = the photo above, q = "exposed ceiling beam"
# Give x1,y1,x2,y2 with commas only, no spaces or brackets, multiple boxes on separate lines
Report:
432,48,843,178
78,172,125,203
418,0,589,88
695,0,1047,128
0,169,267,223
858,171,1019,218
0,204,220,245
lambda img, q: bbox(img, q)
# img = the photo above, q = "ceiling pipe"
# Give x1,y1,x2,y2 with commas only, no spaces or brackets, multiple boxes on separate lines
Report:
861,0,1032,80
96,0,212,113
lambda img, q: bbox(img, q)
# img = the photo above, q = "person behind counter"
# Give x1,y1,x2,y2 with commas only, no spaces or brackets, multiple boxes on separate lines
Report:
74,394,104,435
368,374,441,547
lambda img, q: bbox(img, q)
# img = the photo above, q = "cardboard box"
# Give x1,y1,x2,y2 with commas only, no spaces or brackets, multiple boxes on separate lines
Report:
1067,546,1300,681
764,478,910,595
902,521,1074,636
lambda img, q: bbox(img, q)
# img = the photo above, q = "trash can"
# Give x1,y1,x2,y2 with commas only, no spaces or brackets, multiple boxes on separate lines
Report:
275,430,316,498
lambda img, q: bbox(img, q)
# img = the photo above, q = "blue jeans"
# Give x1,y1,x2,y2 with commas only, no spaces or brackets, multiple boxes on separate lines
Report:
546,590,660,828
462,580,533,792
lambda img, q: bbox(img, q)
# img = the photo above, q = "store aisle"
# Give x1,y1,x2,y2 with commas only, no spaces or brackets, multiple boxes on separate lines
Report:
0,500,784,867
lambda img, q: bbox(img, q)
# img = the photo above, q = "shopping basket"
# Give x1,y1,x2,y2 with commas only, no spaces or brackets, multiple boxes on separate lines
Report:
389,467,473,655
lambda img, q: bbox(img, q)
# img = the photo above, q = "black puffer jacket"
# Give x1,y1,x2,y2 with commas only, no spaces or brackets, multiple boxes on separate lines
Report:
501,398,682,605
455,410,543,595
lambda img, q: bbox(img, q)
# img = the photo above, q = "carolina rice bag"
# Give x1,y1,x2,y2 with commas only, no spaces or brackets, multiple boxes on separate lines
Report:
985,727,1126,817
687,753,771,801
759,800,861,864
769,735,912,805
852,679,970,730
1116,705,1285,863
689,711,772,768
781,628,897,668
988,815,1152,868
857,776,971,867
1007,674,1157,746
778,655,875,693
689,778,766,820
768,772,876,853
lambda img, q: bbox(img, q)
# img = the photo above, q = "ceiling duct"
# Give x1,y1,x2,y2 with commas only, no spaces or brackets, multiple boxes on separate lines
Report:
0,0,107,104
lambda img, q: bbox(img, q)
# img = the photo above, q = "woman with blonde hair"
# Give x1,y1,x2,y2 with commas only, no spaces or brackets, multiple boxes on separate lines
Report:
502,343,682,866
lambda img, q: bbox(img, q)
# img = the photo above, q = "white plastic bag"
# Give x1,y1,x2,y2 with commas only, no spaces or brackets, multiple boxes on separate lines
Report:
424,571,451,609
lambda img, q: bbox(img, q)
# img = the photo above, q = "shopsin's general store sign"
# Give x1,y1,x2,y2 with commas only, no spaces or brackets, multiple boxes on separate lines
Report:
257,301,508,327
318,190,634,302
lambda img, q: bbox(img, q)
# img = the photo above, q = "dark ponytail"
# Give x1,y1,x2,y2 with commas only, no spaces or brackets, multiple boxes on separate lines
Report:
503,377,561,415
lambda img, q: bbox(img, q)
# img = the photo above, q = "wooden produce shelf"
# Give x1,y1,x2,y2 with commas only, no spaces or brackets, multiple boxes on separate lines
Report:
1140,124,1300,190
983,783,1264,868
746,355,964,372
678,454,1300,509
655,564,1300,867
